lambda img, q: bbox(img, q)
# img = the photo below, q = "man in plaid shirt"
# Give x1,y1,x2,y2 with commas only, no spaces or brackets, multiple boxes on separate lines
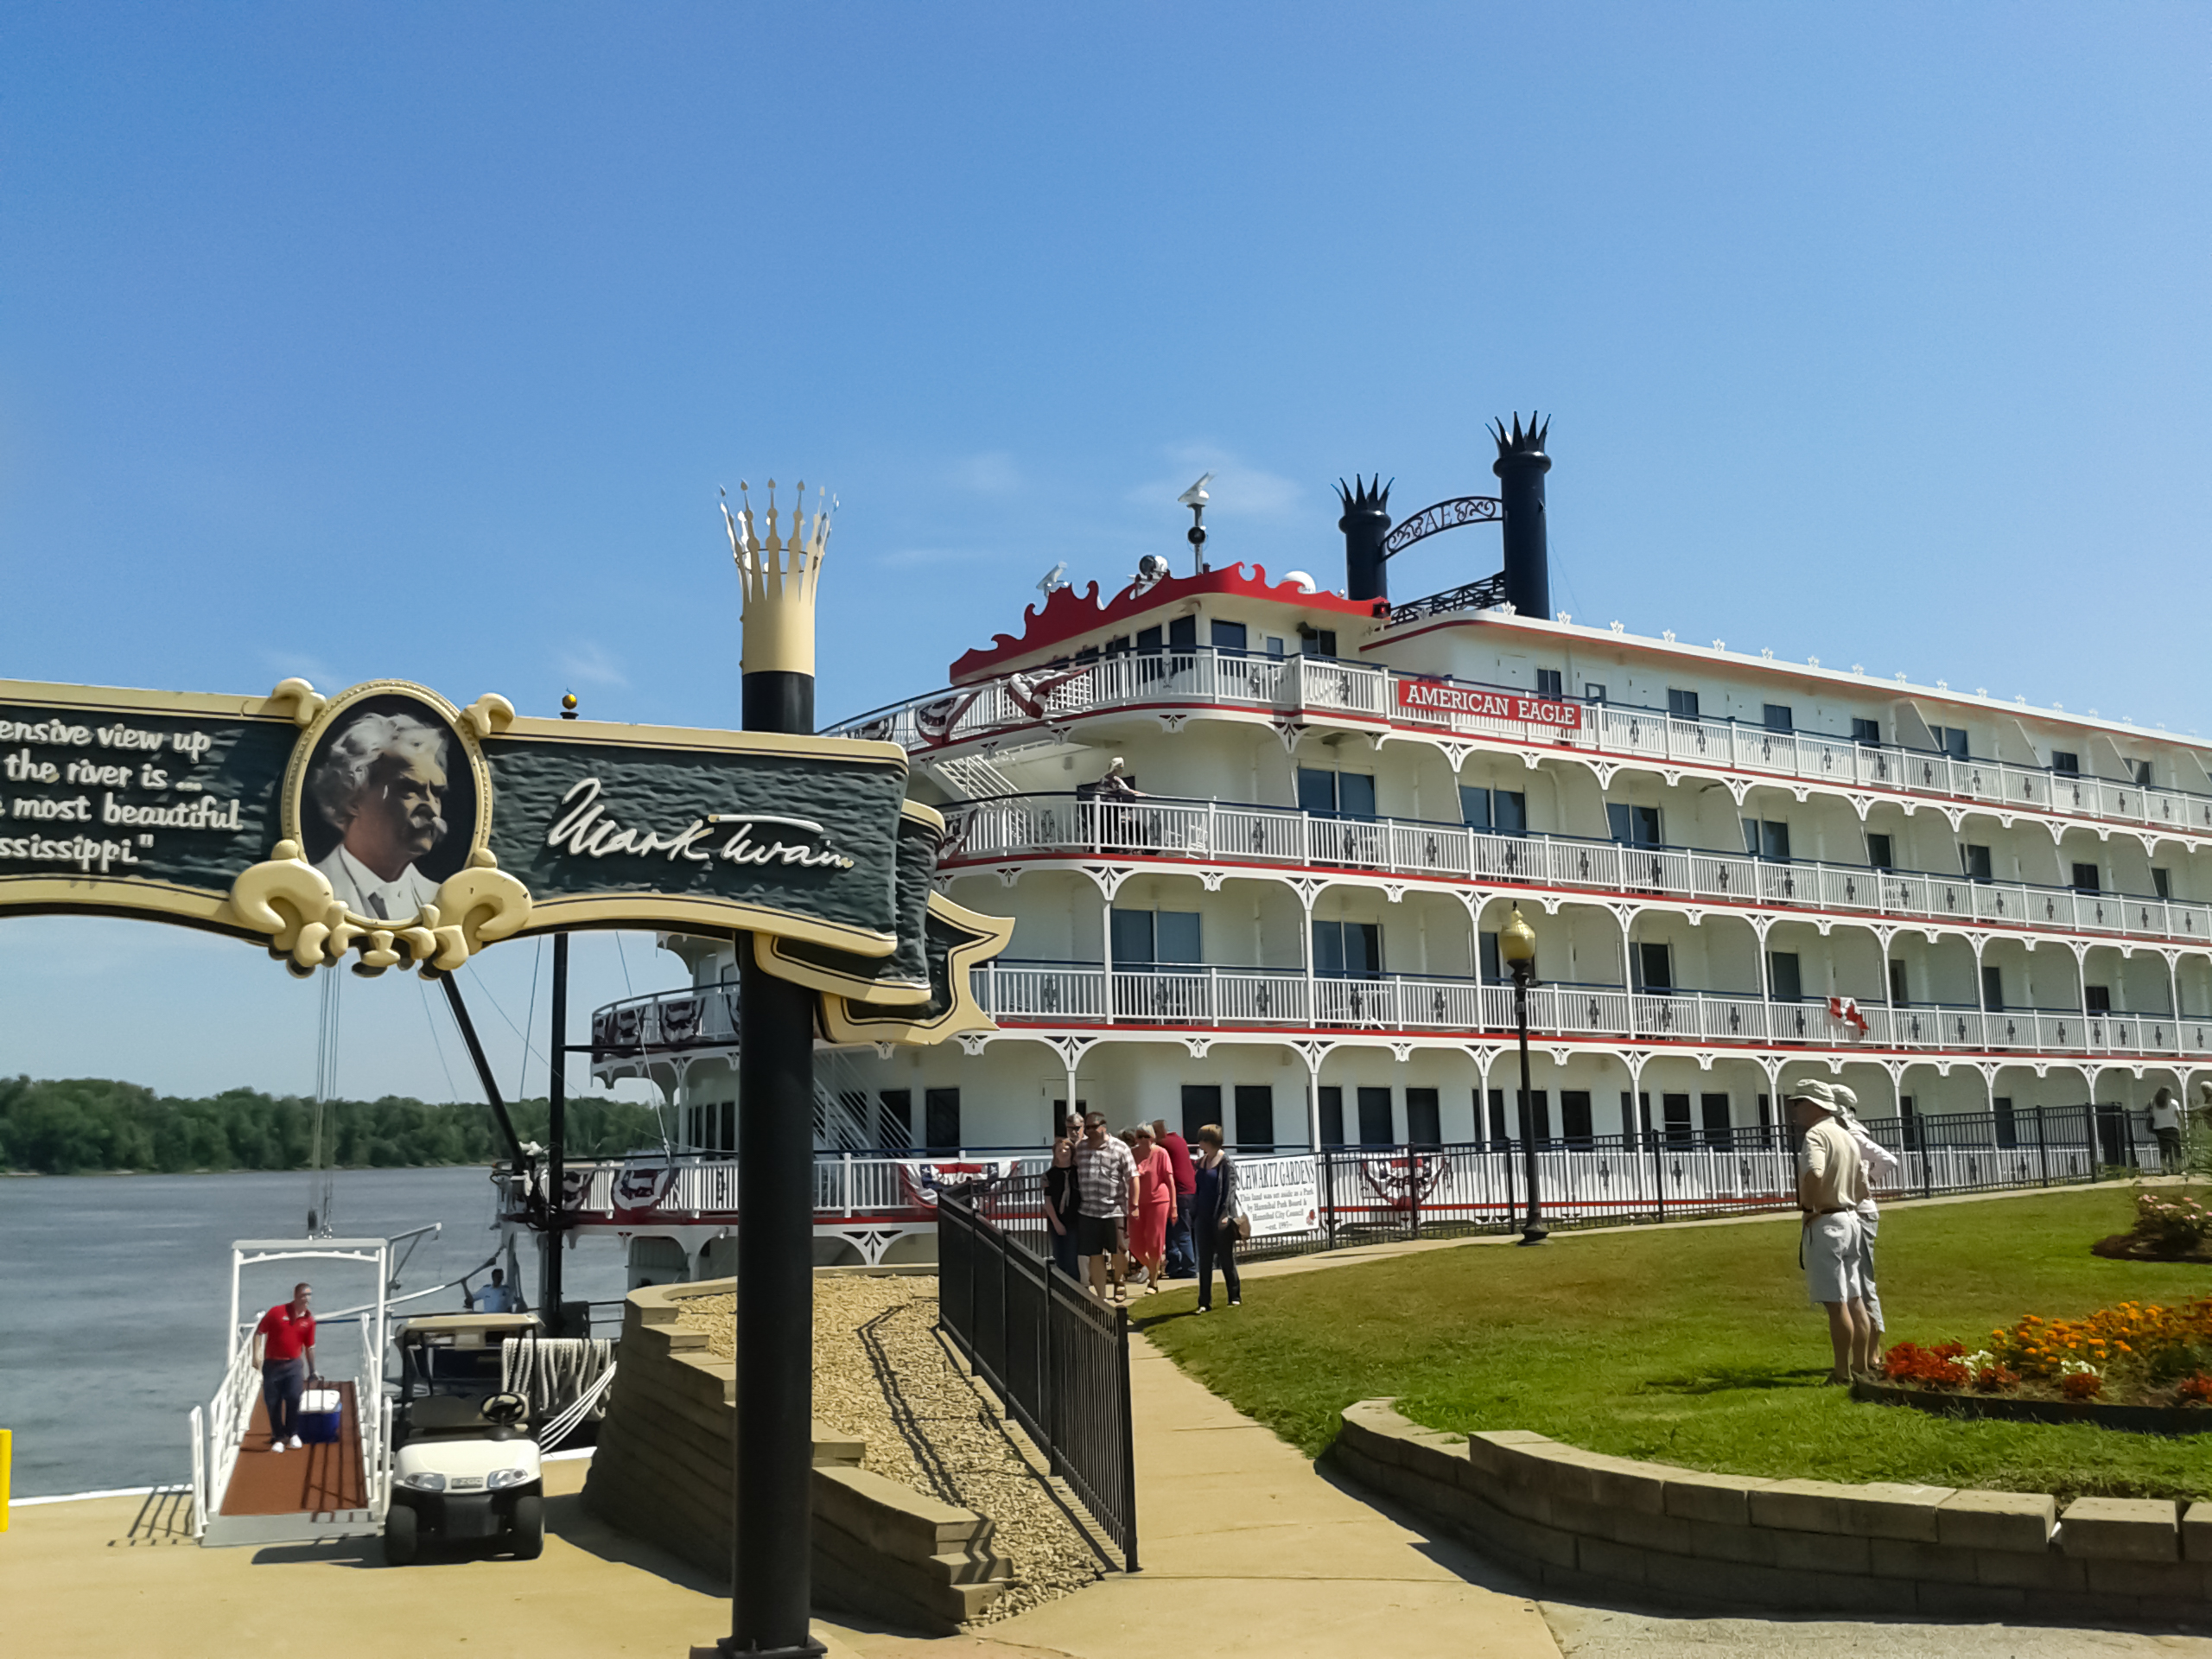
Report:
1071,1111,1139,1303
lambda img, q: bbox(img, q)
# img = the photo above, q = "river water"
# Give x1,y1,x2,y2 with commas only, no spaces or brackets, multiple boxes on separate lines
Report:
0,1166,630,1497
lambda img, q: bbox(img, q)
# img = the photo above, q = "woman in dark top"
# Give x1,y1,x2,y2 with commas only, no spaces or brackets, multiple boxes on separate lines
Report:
1042,1135,1079,1280
1191,1123,1240,1311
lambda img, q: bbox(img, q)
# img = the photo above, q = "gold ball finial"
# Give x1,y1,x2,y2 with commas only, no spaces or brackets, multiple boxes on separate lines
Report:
1499,903,1537,969
560,691,579,720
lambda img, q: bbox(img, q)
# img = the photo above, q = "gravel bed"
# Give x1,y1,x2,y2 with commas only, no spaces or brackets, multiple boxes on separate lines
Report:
676,1276,1103,1622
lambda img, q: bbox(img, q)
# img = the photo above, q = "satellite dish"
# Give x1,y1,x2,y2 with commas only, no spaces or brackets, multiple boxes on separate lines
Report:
1037,562,1069,597
1283,569,1318,593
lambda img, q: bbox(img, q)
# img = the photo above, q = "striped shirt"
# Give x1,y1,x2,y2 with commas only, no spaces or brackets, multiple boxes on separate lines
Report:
1072,1135,1138,1218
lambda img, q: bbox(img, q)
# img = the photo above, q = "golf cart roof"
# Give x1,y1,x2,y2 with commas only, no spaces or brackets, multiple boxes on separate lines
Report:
398,1313,540,1338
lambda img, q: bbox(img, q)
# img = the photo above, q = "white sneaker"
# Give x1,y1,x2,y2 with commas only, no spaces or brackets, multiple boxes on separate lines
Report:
288,1435,303,1449
270,1441,285,1454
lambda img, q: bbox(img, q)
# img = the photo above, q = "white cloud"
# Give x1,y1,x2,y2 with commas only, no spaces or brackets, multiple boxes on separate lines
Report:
559,641,630,689
1126,445,1303,521
950,451,1021,494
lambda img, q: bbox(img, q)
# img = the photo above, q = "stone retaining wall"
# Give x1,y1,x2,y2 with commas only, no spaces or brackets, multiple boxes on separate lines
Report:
1332,1400,2211,1624
582,1278,1011,1632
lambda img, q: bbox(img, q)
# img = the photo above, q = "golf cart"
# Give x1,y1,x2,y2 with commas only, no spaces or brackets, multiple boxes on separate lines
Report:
384,1312,544,1563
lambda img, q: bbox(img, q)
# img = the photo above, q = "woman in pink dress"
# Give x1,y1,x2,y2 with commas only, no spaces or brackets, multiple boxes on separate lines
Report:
1128,1124,1178,1294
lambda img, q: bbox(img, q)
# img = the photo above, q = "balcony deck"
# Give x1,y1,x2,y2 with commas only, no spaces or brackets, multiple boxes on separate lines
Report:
943,793,2212,950
972,961,2212,1060
826,650,2212,843
585,969,2212,1070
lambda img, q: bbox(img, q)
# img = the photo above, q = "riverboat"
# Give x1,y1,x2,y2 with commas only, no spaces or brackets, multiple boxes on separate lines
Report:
518,420,2207,1283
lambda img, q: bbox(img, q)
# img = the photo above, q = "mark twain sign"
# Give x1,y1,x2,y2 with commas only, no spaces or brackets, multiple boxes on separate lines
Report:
0,674,1007,1042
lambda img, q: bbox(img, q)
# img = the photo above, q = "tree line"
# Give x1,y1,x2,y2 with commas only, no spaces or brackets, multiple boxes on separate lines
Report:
0,1075,665,1175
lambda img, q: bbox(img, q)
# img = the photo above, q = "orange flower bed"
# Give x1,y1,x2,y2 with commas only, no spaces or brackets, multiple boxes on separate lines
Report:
1882,1297,2212,1408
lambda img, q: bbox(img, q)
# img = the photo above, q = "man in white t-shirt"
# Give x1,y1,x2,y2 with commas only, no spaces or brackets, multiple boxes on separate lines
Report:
2150,1087,2184,1172
1789,1078,1872,1385
1831,1084,1897,1376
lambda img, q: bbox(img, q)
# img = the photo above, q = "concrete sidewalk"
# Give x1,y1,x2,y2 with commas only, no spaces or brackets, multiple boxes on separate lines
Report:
828,1333,1562,1659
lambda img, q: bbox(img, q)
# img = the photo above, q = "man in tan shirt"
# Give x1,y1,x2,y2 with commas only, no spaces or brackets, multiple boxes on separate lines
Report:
1789,1078,1872,1384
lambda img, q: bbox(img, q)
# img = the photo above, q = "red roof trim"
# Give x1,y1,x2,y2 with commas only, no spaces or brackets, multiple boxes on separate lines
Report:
950,563,1382,682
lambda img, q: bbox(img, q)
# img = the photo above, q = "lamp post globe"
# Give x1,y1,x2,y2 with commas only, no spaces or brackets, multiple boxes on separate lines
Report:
1501,906,1547,1246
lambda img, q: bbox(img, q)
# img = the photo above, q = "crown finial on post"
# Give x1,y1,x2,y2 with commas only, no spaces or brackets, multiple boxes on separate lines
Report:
722,478,832,677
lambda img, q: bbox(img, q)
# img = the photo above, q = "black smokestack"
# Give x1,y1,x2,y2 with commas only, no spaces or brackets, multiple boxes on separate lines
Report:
1337,475,1392,603
1491,413,1551,619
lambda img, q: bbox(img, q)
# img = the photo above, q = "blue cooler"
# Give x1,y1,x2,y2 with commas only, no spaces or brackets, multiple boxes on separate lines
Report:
297,1387,343,1445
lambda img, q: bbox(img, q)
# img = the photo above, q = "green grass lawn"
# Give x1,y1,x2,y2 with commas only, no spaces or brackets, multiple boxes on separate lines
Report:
1137,1185,2212,1503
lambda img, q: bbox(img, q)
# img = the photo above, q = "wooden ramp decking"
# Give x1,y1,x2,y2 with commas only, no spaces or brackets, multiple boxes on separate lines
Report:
203,1379,378,1546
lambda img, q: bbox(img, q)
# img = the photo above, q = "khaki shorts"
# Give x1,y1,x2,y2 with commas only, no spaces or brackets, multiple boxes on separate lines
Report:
1803,1211,1866,1306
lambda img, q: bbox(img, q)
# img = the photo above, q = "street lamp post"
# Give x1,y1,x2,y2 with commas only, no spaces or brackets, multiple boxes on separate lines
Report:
1500,905,1547,1246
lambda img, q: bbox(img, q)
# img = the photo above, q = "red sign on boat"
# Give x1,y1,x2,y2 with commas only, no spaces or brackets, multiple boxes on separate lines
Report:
1395,677,1583,730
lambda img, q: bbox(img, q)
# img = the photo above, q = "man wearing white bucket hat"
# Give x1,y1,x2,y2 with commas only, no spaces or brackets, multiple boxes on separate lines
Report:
1831,1084,1897,1376
1787,1078,1872,1385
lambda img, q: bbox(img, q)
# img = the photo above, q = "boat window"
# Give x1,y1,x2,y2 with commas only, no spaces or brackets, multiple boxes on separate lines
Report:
1866,833,1894,870
924,1088,962,1150
1167,616,1198,651
1607,803,1662,847
1742,817,1791,861
1852,717,1881,746
1763,704,1794,734
1311,918,1382,976
1767,951,1802,1001
1961,843,1993,880
1210,620,1248,654
1667,688,1700,720
2050,750,2078,774
1536,668,1563,699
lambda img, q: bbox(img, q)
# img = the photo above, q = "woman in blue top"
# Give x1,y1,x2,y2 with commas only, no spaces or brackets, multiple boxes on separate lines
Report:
1191,1124,1241,1311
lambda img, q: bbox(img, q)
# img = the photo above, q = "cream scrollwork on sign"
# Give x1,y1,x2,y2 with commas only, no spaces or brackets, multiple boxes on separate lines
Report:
429,848,532,969
230,841,531,976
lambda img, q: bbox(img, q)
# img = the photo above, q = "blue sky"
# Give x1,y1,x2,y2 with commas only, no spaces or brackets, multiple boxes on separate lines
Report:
3,3,2208,1103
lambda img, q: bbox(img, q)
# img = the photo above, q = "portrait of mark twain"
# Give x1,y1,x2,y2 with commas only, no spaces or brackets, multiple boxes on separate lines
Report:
306,709,454,920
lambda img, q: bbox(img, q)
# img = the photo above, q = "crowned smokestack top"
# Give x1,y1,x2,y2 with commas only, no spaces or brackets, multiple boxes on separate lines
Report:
1338,474,1393,604
1491,413,1551,620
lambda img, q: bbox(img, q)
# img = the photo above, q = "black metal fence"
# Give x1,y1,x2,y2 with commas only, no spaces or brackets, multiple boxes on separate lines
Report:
936,1194,1139,1568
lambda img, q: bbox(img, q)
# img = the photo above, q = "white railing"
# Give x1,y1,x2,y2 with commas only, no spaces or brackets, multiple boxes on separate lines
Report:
200,1330,262,1531
188,1405,207,1537
967,961,2212,1059
511,1150,1059,1223
829,650,2212,842
942,794,2212,950
590,984,741,1056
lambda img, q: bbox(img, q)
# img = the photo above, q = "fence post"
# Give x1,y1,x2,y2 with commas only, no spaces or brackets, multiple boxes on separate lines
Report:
1650,1123,1665,1223
1503,1133,1519,1233
1408,1145,1421,1241
1323,1151,1338,1252
2036,1105,2050,1187
1116,1303,1139,1573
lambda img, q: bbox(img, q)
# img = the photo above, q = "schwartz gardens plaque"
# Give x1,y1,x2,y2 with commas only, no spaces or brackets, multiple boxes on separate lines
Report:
0,674,1008,1042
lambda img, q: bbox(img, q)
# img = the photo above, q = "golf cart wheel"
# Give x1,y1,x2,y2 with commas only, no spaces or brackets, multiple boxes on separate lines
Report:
383,1503,420,1566
511,1494,544,1560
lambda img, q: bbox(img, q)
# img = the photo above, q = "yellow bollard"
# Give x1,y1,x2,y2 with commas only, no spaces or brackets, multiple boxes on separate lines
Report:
1,1427,10,1532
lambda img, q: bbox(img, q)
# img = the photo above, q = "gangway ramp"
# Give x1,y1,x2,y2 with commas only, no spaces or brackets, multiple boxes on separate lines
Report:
193,1237,391,1548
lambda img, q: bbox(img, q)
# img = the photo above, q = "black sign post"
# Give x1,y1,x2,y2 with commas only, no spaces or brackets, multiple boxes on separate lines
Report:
730,669,824,1659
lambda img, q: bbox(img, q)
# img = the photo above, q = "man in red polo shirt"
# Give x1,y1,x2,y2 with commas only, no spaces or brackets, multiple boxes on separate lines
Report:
255,1282,318,1452
1153,1119,1198,1280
